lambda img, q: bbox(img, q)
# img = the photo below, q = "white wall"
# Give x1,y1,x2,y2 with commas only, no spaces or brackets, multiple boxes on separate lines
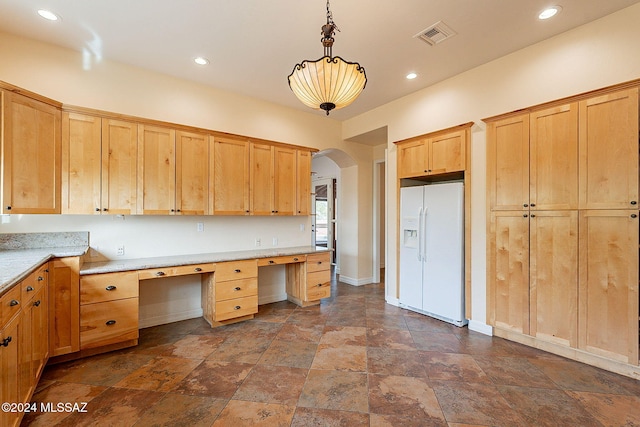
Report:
343,3,640,331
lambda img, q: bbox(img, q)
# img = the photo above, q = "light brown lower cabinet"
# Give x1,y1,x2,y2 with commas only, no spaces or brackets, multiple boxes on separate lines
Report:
49,257,80,356
578,210,639,365
79,272,139,349
0,264,49,427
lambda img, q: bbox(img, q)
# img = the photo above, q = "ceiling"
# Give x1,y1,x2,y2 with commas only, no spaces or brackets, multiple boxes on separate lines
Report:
1,1,639,121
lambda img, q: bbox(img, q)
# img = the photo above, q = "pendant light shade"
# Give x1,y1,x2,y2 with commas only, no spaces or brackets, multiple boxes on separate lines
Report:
288,1,367,115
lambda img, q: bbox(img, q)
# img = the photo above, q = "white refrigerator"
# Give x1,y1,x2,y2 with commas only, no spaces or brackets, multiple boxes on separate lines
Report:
399,182,466,327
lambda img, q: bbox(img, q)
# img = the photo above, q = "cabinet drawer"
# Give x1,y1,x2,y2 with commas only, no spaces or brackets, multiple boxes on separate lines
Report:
307,253,331,272
215,295,258,322
215,260,257,281
1,285,21,327
80,298,139,349
307,270,330,288
216,278,257,301
21,264,48,304
305,284,331,301
80,272,138,305
257,255,306,266
138,263,216,280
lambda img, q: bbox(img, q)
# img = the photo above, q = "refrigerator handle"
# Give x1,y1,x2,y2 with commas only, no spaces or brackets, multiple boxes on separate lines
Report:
417,207,423,261
422,207,428,262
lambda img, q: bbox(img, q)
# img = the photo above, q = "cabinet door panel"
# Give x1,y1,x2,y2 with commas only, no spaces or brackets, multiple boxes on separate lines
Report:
579,88,639,209
49,257,80,357
488,211,529,334
137,125,175,215
62,113,102,214
176,131,209,215
0,315,21,427
296,150,312,215
579,210,639,364
273,147,296,215
2,92,61,214
212,138,249,215
429,130,465,174
530,211,578,347
250,142,273,215
530,103,578,210
397,139,428,178
487,114,529,211
102,119,137,215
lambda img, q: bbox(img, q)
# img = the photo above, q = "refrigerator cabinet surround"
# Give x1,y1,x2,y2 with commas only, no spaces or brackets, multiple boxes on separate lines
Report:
399,182,467,327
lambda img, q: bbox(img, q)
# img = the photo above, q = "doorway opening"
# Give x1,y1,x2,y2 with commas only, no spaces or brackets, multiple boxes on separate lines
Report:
313,178,337,265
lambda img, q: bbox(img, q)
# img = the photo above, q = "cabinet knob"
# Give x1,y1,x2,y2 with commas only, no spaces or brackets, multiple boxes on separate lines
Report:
156,271,165,276
317,283,323,287
95,208,100,212
26,286,34,292
234,305,241,310
631,201,637,205
234,269,241,273
1,337,12,347
44,269,49,273
171,209,175,212
234,287,241,291
105,320,116,326
293,257,299,261
34,300,41,307
105,285,117,291
631,214,638,218
523,204,528,207
9,300,19,307
530,203,536,207
269,260,275,264
523,214,528,218
531,214,536,218
37,276,44,281
6,206,11,210
103,208,108,211
194,267,202,272
317,261,322,265
177,209,181,212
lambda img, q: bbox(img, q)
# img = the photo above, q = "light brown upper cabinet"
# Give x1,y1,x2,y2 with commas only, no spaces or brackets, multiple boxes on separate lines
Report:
101,119,138,215
212,136,250,215
250,142,273,215
530,103,578,210
578,87,639,210
249,142,296,215
296,150,312,215
175,130,210,215
273,146,296,215
397,128,465,179
62,112,102,214
137,125,176,215
486,113,530,211
63,114,138,215
1,90,61,214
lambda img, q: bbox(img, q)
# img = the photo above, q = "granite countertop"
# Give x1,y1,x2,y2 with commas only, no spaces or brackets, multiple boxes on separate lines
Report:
0,246,89,297
81,246,331,275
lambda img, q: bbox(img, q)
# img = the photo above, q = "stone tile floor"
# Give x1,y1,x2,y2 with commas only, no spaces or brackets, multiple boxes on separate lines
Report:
22,274,640,426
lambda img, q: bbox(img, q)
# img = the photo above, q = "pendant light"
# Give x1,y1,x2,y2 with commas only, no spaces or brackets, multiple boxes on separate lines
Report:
288,0,367,116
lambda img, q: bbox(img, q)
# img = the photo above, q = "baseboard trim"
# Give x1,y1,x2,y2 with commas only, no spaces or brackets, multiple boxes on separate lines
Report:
339,275,373,286
258,293,288,305
468,320,493,336
139,308,203,329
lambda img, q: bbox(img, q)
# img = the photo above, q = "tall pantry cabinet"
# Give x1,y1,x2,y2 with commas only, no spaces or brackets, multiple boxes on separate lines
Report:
486,84,639,373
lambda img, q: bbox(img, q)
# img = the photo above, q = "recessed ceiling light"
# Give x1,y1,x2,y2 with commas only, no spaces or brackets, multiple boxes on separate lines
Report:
37,9,60,21
194,57,209,65
406,73,418,80
539,6,562,20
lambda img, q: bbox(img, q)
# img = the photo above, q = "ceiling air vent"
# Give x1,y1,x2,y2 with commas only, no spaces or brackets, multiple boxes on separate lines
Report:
414,21,457,46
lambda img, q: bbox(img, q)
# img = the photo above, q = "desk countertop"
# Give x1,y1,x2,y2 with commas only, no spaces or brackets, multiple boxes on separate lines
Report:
81,246,331,275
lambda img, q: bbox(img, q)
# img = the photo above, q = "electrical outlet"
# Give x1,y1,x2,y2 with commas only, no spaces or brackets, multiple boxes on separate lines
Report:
255,238,261,247
197,222,204,232
272,237,278,246
299,224,305,232
116,245,125,256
